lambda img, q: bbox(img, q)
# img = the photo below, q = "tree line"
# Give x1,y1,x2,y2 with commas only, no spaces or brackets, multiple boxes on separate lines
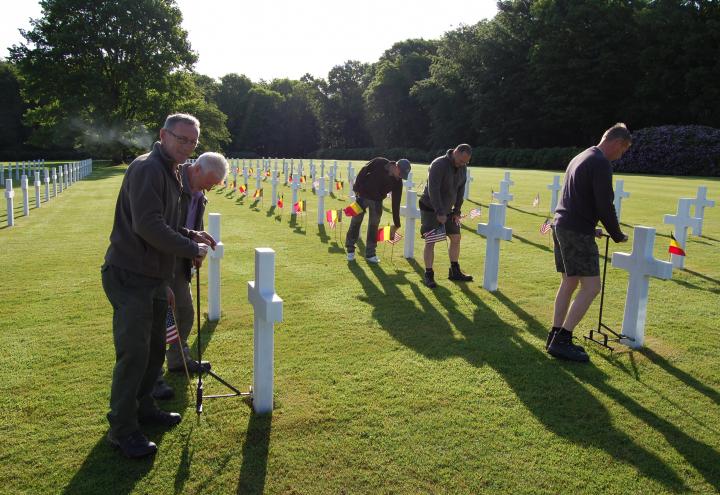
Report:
2,0,719,163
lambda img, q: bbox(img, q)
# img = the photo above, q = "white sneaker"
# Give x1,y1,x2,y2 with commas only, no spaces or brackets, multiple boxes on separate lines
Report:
366,255,380,263
347,252,356,261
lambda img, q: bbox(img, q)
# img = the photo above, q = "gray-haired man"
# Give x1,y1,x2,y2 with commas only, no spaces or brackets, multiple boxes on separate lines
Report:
153,152,229,400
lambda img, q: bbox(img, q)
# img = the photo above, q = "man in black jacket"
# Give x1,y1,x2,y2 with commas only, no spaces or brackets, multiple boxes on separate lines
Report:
101,113,215,458
419,144,473,288
345,157,411,263
547,123,631,363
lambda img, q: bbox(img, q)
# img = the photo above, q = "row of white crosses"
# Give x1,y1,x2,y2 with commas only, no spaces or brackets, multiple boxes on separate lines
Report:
204,213,283,414
208,213,283,414
4,159,93,227
663,186,715,269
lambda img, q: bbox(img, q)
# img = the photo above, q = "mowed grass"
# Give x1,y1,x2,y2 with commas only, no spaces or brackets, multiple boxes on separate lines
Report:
0,160,718,495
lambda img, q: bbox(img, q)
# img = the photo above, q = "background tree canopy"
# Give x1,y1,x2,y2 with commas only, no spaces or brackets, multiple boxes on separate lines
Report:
3,0,720,168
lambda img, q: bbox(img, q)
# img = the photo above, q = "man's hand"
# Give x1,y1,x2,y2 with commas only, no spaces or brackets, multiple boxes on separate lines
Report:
437,214,447,224
620,233,629,243
192,231,217,249
595,228,604,238
390,225,399,238
194,242,209,267
452,213,461,226
166,286,175,310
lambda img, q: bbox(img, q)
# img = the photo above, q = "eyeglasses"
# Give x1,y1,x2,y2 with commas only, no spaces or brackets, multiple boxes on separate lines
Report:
166,129,200,148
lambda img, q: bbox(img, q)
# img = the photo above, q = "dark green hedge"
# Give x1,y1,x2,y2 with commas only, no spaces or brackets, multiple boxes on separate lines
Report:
614,125,720,177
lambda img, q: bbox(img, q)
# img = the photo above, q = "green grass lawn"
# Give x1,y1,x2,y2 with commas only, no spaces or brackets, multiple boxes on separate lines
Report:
0,160,718,494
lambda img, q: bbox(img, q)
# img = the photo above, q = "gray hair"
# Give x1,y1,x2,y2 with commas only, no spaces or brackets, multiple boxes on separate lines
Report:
602,123,632,143
163,113,200,130
196,152,229,181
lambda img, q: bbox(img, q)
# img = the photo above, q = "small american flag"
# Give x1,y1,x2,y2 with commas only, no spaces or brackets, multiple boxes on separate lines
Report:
422,226,447,244
469,208,482,219
540,219,552,235
388,230,403,245
166,308,179,345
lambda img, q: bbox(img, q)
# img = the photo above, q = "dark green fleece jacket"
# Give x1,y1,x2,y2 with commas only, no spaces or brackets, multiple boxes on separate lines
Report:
104,142,199,282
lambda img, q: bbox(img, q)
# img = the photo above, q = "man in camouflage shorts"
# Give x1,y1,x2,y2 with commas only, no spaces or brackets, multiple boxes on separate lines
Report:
548,123,630,363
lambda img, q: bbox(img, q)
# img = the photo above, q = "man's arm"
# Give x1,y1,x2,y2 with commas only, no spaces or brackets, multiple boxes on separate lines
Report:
452,173,466,215
391,180,402,227
427,161,447,215
593,165,624,242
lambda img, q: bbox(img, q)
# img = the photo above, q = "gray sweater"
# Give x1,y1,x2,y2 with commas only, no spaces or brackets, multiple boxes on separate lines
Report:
419,149,467,216
104,142,199,282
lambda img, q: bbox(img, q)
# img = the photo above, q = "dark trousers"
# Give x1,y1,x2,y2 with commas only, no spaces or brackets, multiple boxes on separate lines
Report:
165,263,194,369
101,264,167,437
345,197,383,258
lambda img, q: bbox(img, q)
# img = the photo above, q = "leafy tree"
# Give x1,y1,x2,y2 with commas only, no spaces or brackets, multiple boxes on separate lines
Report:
0,61,29,151
316,61,372,149
9,0,226,160
364,39,437,148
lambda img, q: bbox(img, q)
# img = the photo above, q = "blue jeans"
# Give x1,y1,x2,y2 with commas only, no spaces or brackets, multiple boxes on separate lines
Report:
345,197,384,258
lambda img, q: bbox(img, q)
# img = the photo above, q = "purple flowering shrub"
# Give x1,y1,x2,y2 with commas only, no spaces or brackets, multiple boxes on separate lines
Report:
614,125,720,177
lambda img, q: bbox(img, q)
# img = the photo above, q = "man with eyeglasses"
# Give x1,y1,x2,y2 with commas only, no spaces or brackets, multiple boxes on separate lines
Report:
419,144,474,288
101,113,214,458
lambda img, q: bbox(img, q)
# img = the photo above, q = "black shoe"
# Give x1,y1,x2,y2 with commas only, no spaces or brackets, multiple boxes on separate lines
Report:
423,270,437,289
547,331,590,363
169,359,211,374
546,328,585,352
151,378,174,401
139,409,182,427
448,265,473,282
108,431,157,459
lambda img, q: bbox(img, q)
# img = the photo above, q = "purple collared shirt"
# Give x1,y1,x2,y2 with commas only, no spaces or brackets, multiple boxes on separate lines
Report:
186,190,204,230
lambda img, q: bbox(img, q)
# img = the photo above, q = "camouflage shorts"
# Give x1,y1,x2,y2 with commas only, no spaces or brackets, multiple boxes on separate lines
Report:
552,226,600,277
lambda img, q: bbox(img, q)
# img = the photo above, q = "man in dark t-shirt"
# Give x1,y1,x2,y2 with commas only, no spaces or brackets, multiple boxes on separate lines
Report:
547,123,631,363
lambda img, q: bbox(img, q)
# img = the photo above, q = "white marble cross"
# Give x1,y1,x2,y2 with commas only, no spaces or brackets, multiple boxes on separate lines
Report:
612,226,673,348
547,175,561,214
207,213,224,321
663,198,701,269
255,166,263,191
43,169,50,202
492,180,514,205
58,167,64,193
688,186,715,236
34,172,41,208
613,179,630,222
400,189,421,259
52,168,58,197
271,171,280,206
242,165,249,189
5,179,14,227
247,248,283,414
21,175,29,216
320,159,325,178
316,176,328,224
328,162,337,184
477,203,513,291
503,171,515,186
310,163,316,182
291,174,301,211
0,166,4,187
463,169,473,200
346,162,354,183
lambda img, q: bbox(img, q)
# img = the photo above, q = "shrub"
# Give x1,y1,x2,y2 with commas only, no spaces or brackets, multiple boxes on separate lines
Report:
614,125,720,176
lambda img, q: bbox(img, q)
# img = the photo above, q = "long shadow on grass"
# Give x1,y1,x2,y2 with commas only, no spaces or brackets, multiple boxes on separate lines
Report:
490,290,720,491
350,261,688,490
512,232,553,253
639,348,720,407
236,413,272,494
61,437,154,494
